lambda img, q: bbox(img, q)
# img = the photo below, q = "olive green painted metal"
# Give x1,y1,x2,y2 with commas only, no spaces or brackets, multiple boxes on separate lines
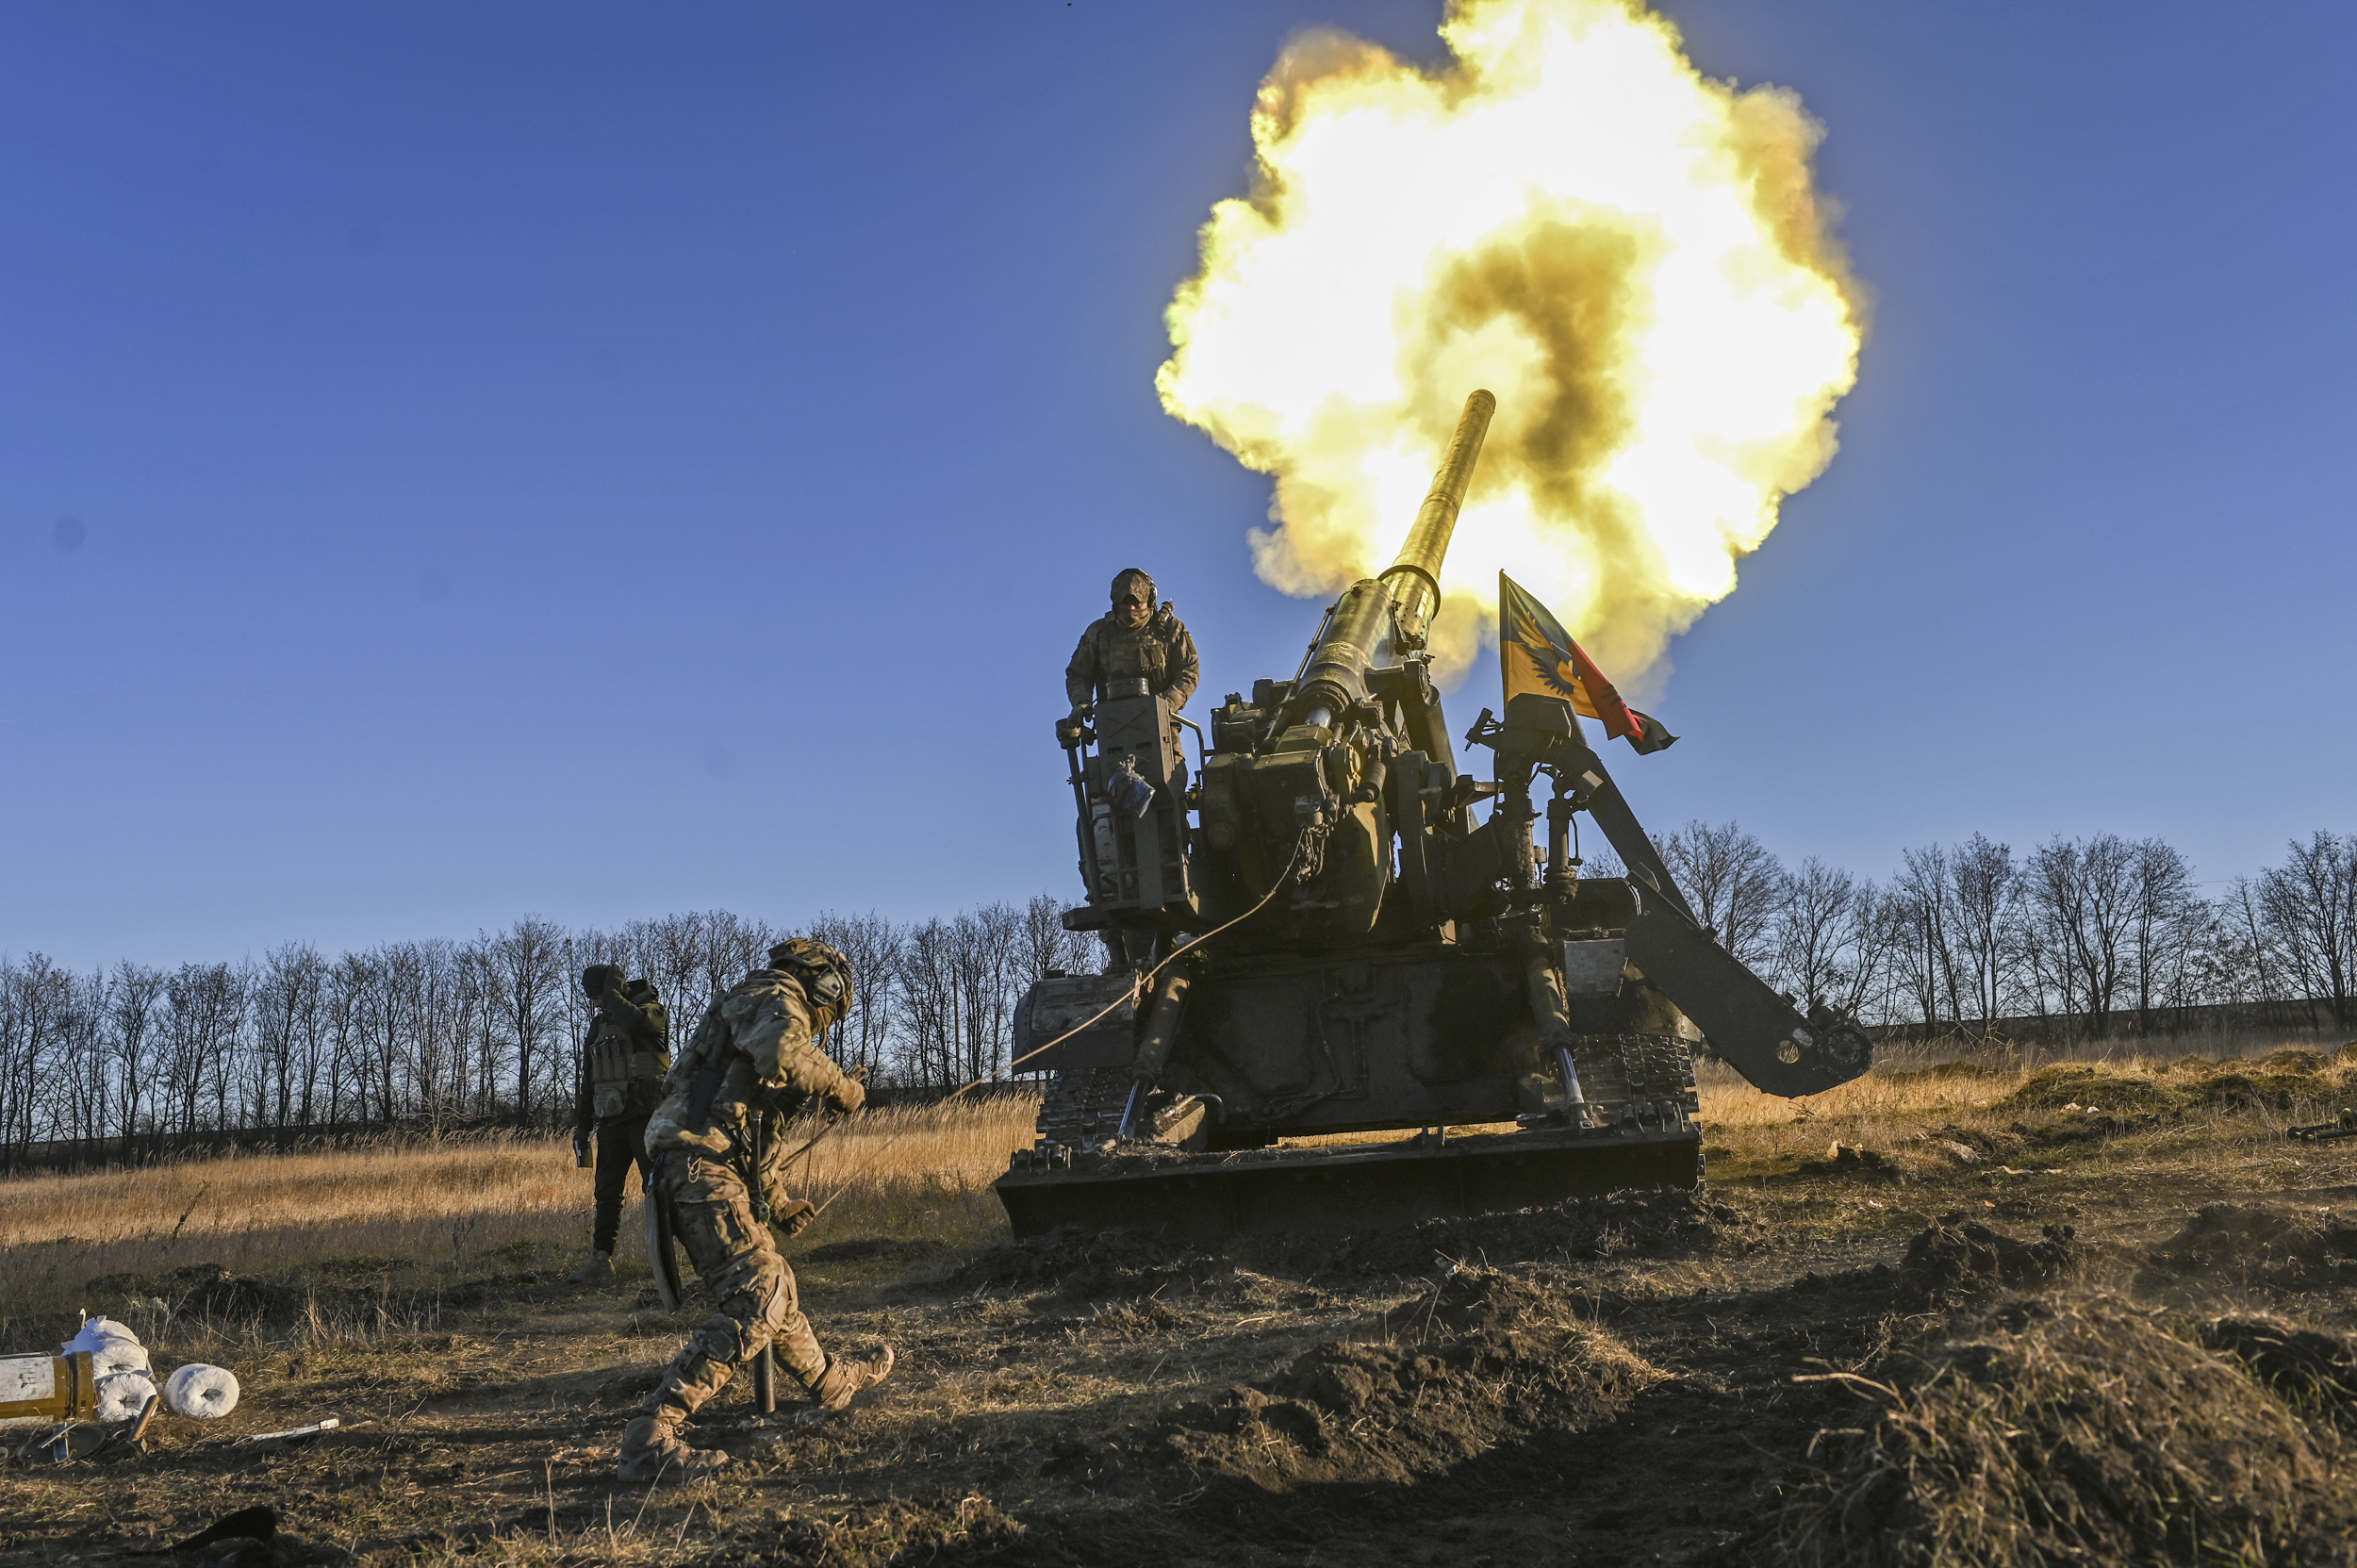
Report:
1001,390,1871,1239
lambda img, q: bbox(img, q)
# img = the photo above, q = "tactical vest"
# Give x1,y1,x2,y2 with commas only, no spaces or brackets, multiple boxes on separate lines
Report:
586,1014,668,1122
1101,624,1169,686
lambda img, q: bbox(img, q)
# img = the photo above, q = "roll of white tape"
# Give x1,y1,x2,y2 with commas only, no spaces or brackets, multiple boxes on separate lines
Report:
163,1362,240,1419
96,1371,157,1423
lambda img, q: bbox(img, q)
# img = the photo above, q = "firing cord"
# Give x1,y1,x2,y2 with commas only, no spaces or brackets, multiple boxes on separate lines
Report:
803,828,1316,1218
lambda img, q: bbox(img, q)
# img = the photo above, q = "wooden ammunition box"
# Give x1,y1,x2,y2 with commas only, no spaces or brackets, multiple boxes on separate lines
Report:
0,1350,97,1426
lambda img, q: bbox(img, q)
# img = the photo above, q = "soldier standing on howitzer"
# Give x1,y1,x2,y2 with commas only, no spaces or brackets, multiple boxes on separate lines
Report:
617,937,893,1482
1065,567,1200,740
569,965,670,1284
1066,568,1200,969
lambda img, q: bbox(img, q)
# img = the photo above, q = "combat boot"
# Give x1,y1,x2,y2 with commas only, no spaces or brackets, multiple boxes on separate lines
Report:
569,1250,614,1284
811,1345,895,1411
616,1414,730,1483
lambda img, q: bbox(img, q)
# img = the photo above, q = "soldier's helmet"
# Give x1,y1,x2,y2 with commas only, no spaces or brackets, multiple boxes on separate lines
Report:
767,938,856,1023
581,964,624,998
1109,568,1155,611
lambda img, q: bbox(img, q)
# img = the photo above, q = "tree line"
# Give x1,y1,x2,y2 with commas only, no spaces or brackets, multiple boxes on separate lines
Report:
4,826,2353,1161
1642,825,2357,1043
0,899,1096,1164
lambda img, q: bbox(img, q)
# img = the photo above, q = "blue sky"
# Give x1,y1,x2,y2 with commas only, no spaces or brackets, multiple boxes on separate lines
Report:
4,1,2351,970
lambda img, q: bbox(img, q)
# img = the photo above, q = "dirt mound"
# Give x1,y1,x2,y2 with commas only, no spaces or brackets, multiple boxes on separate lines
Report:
1304,1188,1755,1278
1159,1263,1659,1490
2003,1065,2180,1117
765,1494,1030,1567
85,1262,305,1324
2182,1070,2327,1113
2202,1313,2357,1426
2134,1203,2357,1298
1782,1296,2330,1567
1899,1216,2083,1302
943,1227,1225,1298
1793,1142,1905,1181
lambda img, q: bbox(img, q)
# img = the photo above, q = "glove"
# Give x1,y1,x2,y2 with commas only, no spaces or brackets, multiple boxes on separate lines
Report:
829,1071,866,1115
572,1132,591,1168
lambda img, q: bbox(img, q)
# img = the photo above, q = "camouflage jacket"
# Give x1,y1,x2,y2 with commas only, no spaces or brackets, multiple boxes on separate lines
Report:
572,982,670,1131
1065,606,1199,712
646,968,856,1170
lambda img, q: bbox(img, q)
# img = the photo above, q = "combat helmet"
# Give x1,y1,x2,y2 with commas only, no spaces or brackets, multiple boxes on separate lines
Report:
1109,568,1155,612
581,964,625,998
768,938,856,1022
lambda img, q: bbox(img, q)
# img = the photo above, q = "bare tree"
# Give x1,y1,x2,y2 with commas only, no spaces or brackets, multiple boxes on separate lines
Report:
0,956,79,1164
2126,838,2203,1029
893,918,960,1088
54,968,111,1143
1947,834,2020,1032
809,910,903,1081
949,902,1024,1083
1017,894,1098,984
696,911,782,1015
1661,820,1786,966
161,962,243,1134
108,962,166,1140
2261,831,2357,1027
1893,843,1956,1031
252,943,326,1128
324,952,373,1125
489,917,569,1122
2023,834,2135,1038
640,912,709,1031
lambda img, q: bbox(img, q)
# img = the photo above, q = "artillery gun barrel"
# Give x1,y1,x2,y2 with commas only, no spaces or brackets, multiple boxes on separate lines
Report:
1377,388,1496,638
1298,389,1496,730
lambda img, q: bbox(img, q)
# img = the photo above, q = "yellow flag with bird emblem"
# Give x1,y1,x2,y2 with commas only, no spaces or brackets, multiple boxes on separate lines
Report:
1499,572,1678,755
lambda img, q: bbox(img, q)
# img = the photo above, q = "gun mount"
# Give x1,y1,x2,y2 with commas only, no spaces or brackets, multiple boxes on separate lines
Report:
999,390,1871,1239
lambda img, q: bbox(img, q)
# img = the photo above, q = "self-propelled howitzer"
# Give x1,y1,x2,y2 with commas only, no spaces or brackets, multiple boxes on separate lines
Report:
999,390,1871,1238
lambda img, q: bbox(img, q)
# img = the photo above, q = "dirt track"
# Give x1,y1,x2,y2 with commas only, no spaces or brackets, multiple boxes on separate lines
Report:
11,1056,2357,1565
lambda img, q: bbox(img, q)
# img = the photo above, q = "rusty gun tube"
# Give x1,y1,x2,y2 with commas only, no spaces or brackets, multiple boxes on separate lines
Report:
1114,965,1195,1140
1377,388,1496,639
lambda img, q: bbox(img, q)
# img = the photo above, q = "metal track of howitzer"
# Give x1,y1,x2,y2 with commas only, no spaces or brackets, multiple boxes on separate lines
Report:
1570,1032,1701,1128
1034,1065,1136,1150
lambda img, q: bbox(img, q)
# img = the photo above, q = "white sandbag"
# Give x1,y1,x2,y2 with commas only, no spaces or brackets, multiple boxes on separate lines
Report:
90,1340,151,1377
63,1314,150,1376
95,1371,157,1423
163,1362,239,1419
63,1312,142,1355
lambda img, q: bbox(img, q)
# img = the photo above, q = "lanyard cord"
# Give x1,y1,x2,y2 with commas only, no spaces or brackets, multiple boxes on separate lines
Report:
805,829,1315,1218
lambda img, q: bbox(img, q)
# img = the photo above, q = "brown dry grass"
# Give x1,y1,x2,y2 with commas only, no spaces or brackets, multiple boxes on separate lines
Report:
11,1037,2357,1565
7,1032,2351,1328
0,1097,1040,1325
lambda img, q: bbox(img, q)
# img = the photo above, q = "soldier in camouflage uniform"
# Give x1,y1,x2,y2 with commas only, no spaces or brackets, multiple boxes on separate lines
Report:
1067,568,1201,968
617,937,893,1482
1065,567,1199,722
569,966,670,1284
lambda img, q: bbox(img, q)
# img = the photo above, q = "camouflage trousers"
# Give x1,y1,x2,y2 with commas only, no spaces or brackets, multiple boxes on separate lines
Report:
642,1152,826,1425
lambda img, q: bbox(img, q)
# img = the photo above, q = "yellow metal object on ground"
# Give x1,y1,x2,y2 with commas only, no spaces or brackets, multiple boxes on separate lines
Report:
0,1350,97,1426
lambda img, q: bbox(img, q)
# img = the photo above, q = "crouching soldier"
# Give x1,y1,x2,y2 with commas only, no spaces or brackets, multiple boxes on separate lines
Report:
570,966,670,1283
618,938,894,1482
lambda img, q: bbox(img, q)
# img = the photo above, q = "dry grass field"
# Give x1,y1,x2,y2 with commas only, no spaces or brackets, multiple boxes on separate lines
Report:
8,1034,2357,1566
0,1098,1041,1324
